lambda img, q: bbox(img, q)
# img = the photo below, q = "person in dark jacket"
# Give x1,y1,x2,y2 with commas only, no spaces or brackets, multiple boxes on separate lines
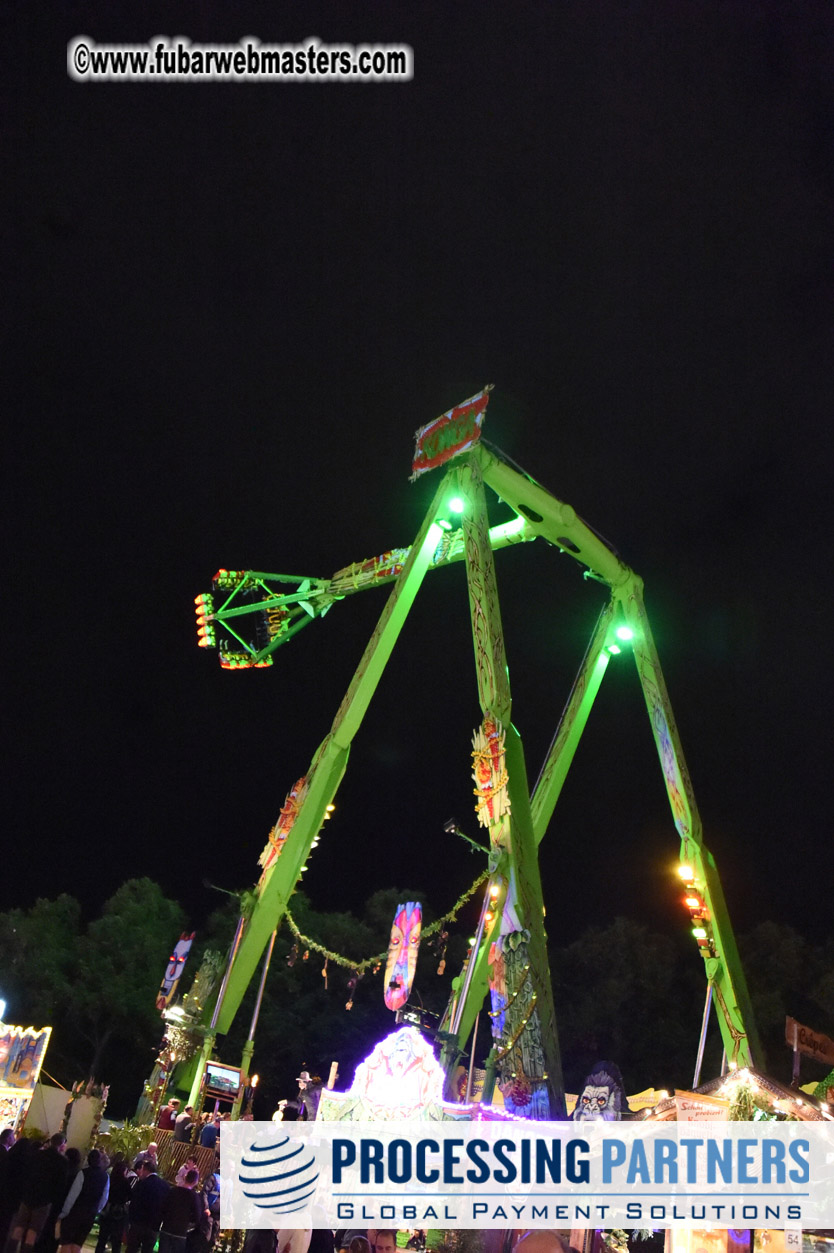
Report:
94,1157,136,1253
158,1172,204,1253
172,1108,195,1144
33,1149,80,1253
124,1163,170,1253
198,1114,220,1151
57,1148,109,1253
5,1134,70,1253
0,1131,24,1251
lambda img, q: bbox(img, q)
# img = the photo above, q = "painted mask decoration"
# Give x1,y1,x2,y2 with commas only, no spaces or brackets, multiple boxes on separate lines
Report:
572,1060,629,1121
383,901,422,1011
156,932,195,1011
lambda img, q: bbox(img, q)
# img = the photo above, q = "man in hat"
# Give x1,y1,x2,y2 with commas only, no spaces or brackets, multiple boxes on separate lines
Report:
295,1070,321,1121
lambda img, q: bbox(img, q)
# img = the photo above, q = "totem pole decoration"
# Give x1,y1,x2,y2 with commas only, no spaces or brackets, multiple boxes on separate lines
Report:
156,932,195,1011
383,901,423,1010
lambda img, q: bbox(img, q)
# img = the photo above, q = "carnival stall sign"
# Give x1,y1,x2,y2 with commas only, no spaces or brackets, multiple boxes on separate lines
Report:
637,1065,834,1124
0,1020,52,1131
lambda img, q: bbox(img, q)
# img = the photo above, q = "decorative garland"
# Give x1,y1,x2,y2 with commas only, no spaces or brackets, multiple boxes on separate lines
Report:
727,1072,757,1122
284,870,490,976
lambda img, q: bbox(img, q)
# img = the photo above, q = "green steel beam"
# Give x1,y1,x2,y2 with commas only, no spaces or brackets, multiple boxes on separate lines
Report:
474,443,631,588
530,602,615,841
614,577,762,1068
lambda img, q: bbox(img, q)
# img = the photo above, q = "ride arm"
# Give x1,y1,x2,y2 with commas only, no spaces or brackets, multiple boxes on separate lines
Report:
198,518,534,668
213,470,458,1034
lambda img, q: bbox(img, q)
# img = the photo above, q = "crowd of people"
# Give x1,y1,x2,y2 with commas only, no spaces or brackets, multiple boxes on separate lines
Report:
156,1102,225,1150
1,1126,580,1253
0,1127,221,1253
243,1228,577,1253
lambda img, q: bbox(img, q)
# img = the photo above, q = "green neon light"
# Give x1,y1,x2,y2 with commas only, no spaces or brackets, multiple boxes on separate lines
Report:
615,626,635,641
449,496,465,513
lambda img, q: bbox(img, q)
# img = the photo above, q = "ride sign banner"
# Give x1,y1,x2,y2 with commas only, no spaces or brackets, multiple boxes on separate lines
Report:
221,1120,834,1230
410,387,491,480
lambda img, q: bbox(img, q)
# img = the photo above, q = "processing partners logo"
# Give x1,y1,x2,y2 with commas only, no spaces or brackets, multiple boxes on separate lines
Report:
222,1120,834,1230
238,1133,320,1217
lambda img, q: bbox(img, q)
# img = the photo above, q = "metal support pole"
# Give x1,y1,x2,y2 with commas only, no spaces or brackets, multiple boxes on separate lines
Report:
187,1033,215,1111
187,914,246,1111
450,894,490,1037
693,983,713,1089
232,929,277,1119
791,1020,801,1086
211,915,246,1030
465,1012,481,1104
481,1045,498,1107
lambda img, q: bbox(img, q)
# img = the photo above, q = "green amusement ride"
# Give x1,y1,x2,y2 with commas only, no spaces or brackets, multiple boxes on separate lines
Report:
181,389,760,1120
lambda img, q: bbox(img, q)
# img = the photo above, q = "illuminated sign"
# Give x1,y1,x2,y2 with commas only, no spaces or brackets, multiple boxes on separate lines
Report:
0,1024,51,1091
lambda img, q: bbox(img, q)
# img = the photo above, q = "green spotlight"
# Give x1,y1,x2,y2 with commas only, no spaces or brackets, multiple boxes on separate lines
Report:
615,626,634,641
449,496,465,513
607,644,621,655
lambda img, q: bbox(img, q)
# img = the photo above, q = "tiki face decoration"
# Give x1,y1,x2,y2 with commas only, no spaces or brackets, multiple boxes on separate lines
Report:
383,901,422,1010
155,932,195,1010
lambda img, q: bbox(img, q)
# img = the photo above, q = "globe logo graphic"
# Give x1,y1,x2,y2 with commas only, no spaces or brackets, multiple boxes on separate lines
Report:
238,1135,320,1215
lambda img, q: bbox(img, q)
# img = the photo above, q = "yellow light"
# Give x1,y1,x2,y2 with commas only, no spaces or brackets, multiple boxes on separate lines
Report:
326,804,335,812
489,884,500,898
252,1074,260,1087
684,896,702,909
678,864,695,881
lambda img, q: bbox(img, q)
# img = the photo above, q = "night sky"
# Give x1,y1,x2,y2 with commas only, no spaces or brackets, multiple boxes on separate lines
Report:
4,1,833,1000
